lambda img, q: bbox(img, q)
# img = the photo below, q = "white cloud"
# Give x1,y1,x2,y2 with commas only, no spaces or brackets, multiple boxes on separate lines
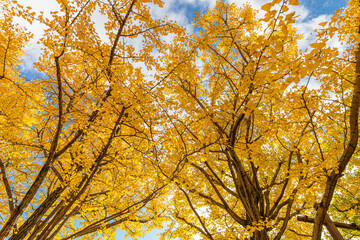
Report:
295,14,331,50
14,0,60,42
149,0,216,34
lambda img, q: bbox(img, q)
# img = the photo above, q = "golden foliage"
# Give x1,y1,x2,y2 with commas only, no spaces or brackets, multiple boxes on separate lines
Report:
0,0,359,240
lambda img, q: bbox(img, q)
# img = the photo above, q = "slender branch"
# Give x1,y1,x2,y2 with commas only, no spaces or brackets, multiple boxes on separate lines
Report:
180,188,214,240
9,187,65,240
0,159,15,215
299,215,360,231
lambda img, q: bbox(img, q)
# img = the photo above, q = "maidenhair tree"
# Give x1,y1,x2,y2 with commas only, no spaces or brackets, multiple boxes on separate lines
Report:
0,0,178,239
155,0,360,239
0,0,360,239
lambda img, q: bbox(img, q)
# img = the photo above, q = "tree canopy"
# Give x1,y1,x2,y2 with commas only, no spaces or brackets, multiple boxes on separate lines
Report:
0,0,359,239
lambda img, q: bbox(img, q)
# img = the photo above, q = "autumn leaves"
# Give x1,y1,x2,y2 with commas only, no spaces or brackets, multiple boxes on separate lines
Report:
0,0,359,239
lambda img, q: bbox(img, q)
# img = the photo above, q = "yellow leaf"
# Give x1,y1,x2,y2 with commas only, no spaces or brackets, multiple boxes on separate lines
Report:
288,0,299,5
261,2,274,12
281,24,288,35
282,5,289,12
319,22,327,27
285,11,296,21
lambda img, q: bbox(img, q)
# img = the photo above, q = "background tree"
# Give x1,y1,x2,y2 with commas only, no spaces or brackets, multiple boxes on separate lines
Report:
0,0,178,239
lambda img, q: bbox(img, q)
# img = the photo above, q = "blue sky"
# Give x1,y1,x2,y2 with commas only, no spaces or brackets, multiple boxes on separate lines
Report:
301,0,346,18
13,0,348,239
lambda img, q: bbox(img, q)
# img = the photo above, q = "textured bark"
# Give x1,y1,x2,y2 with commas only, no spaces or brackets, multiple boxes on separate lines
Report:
0,159,15,214
9,187,65,240
27,200,65,240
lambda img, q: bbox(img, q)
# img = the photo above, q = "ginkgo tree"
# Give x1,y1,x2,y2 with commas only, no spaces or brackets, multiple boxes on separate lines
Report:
0,0,180,239
1,0,360,239
153,0,360,239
